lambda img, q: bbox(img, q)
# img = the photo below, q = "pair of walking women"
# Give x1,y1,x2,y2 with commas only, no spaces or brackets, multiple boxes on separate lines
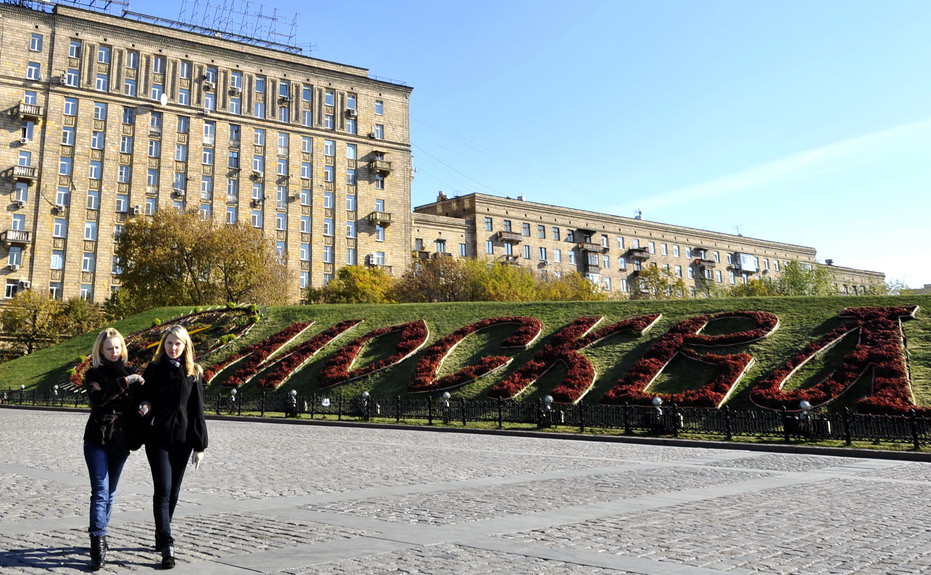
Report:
81,324,208,570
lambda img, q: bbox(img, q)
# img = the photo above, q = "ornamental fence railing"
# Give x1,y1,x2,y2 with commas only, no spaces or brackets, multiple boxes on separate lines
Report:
2,387,929,449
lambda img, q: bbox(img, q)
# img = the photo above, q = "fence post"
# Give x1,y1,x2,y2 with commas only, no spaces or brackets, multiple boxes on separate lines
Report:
310,394,316,419
623,403,631,434
671,403,680,437
723,405,732,441
497,398,503,429
579,402,585,434
215,393,221,415
427,395,434,425
782,407,791,442
396,395,401,423
843,408,852,446
337,394,343,420
460,398,467,426
911,409,920,451
259,391,266,417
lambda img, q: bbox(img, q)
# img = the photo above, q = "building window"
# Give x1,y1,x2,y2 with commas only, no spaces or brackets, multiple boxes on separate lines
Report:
86,190,100,210
64,98,77,116
81,253,96,272
322,218,333,236
346,195,356,211
485,240,494,254
84,221,98,241
324,89,334,106
539,247,547,261
153,56,165,74
302,136,313,154
346,221,356,238
484,217,493,231
62,127,75,146
373,124,384,140
251,210,262,228
65,69,79,87
323,245,333,263
124,78,137,96
127,51,139,70
300,216,310,233
522,245,531,259
30,33,43,52
323,191,334,209
553,249,561,263
51,250,64,270
226,206,238,224
375,225,385,242
26,62,41,81
324,166,334,182
88,161,102,180
375,100,384,115
69,39,81,58
53,218,67,238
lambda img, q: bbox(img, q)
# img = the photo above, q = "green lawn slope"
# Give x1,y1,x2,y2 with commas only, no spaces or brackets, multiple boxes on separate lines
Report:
2,295,929,411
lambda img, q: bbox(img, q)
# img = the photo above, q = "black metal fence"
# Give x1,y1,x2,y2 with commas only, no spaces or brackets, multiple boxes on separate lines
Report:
3,387,930,449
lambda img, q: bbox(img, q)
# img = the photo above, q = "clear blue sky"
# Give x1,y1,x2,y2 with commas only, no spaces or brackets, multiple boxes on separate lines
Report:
130,0,931,288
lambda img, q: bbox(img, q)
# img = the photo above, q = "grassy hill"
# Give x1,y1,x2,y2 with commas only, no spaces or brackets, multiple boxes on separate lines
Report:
2,295,929,411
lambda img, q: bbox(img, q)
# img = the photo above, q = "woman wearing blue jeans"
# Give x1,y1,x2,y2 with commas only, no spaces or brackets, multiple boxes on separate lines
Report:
138,324,208,569
82,327,145,570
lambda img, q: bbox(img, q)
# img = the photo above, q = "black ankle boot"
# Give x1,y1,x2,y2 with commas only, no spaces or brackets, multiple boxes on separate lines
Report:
161,545,175,569
90,535,104,571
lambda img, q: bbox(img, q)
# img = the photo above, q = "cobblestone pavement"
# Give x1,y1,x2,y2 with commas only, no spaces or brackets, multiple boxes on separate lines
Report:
1,408,930,574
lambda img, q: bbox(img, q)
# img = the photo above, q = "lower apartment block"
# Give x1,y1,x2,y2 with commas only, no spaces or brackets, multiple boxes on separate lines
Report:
412,192,884,297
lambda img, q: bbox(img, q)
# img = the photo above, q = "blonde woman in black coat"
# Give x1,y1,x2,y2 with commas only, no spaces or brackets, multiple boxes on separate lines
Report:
82,327,145,570
137,324,208,569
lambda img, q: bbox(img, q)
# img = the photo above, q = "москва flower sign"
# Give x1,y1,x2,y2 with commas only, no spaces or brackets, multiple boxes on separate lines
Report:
78,305,921,414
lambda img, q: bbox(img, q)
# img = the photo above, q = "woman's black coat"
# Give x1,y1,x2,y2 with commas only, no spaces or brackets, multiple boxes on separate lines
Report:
138,358,208,451
82,360,139,448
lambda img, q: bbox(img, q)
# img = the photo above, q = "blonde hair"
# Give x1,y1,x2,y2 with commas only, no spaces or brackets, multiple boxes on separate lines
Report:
153,324,203,378
90,328,128,368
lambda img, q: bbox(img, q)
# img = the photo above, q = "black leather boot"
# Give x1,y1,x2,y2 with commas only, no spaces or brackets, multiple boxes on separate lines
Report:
161,545,175,569
89,535,103,571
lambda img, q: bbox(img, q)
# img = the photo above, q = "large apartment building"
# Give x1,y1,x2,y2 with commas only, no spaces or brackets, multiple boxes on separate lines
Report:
412,193,885,297
1,1,412,303
0,2,883,306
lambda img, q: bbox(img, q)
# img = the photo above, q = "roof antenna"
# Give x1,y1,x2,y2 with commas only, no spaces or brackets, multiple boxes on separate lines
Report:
734,225,743,237
634,209,642,220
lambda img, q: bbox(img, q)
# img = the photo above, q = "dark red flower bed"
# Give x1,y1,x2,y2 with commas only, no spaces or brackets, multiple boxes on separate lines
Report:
206,321,315,387
750,306,920,414
317,320,429,389
487,314,662,404
257,320,362,389
601,311,778,407
409,316,543,393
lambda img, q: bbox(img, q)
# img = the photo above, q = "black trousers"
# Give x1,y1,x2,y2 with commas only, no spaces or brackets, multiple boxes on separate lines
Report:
144,442,192,548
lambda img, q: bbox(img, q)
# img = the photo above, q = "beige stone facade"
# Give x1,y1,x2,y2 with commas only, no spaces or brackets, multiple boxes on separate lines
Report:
0,2,412,303
413,193,885,296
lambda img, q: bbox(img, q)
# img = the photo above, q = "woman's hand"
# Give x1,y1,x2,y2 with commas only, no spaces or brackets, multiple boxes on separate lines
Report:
191,451,205,470
138,401,151,416
127,374,145,385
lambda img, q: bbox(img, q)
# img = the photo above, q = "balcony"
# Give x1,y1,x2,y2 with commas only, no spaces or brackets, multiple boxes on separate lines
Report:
497,254,520,265
367,263,393,274
370,159,392,175
694,258,716,268
577,241,604,253
584,261,602,273
628,247,651,260
16,102,43,120
495,230,523,243
367,211,392,226
11,165,38,181
431,252,452,259
1,229,33,245
412,250,431,260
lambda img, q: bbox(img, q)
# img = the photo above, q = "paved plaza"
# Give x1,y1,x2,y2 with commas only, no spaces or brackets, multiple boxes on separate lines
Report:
2,407,931,574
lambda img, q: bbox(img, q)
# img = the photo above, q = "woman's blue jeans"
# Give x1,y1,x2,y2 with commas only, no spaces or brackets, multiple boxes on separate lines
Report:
83,440,130,537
